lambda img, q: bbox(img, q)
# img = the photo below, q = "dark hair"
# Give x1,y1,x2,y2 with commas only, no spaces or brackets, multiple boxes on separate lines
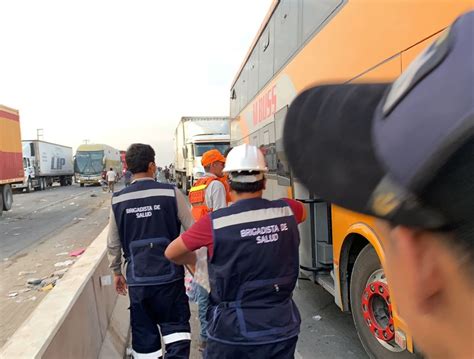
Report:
110,168,113,171
126,143,155,174
229,171,265,193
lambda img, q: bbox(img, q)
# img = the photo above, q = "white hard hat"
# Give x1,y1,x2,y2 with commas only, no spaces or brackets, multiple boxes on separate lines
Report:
223,144,268,174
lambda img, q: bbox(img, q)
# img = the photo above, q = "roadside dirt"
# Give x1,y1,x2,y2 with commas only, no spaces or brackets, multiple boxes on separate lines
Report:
0,196,110,348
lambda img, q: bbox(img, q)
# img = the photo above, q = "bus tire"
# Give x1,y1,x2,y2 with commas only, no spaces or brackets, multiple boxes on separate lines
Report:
350,244,418,359
2,184,13,211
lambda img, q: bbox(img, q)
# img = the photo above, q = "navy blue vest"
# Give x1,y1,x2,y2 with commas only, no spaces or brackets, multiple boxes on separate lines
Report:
112,179,183,286
207,197,301,345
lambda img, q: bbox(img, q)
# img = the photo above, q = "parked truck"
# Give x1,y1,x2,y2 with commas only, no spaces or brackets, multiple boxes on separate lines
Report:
74,144,122,187
0,105,24,216
13,140,74,192
174,116,230,193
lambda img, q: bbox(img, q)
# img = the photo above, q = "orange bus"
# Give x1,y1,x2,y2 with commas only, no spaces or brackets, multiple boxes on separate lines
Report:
229,1,472,357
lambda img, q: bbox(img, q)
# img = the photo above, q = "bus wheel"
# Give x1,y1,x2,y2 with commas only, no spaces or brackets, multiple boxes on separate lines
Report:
350,244,417,358
2,184,13,211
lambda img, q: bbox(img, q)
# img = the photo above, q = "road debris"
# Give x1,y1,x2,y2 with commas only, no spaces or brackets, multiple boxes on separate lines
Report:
55,252,69,256
312,315,322,321
27,278,43,286
90,194,97,197
18,270,37,276
69,248,85,257
41,284,54,292
54,260,74,267
7,292,18,298
52,268,69,277
41,276,60,287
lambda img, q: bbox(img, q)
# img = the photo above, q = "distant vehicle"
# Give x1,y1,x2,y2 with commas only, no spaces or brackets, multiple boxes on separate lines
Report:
120,150,127,176
174,116,230,193
13,140,74,192
74,144,122,187
0,105,23,216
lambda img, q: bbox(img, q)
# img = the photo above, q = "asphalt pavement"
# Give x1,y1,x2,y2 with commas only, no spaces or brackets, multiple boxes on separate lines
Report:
0,183,111,260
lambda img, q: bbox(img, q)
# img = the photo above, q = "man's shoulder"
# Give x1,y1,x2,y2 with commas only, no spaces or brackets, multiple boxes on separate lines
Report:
207,178,225,190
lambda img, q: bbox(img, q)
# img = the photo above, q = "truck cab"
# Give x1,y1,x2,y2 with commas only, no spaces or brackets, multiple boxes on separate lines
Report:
181,134,229,192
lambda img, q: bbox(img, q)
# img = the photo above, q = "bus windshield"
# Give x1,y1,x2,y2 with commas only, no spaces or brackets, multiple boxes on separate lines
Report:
194,143,230,157
74,151,104,175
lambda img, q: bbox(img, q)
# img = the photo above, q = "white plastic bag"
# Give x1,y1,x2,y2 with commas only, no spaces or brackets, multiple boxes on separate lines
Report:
184,271,199,302
193,247,210,293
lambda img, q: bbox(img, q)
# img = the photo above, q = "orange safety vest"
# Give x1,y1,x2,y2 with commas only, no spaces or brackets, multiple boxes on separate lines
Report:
189,177,218,221
219,175,232,203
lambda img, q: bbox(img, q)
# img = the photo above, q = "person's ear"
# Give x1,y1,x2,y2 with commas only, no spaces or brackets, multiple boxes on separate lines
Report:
392,226,444,314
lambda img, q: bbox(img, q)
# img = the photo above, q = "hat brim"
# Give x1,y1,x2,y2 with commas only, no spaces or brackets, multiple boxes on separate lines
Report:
284,83,390,217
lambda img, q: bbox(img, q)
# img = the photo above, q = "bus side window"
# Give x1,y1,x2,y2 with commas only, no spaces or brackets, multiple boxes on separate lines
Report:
274,106,291,186
301,0,344,44
260,125,277,173
274,0,299,71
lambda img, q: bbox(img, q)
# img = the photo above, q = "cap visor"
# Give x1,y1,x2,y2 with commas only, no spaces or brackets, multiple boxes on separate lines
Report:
284,83,390,216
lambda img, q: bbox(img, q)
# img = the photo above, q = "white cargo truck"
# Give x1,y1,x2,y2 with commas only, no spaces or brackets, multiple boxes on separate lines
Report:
174,116,230,193
13,140,74,192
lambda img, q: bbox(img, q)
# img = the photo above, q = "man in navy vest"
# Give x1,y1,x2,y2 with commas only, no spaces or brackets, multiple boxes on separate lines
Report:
166,144,307,359
107,143,194,359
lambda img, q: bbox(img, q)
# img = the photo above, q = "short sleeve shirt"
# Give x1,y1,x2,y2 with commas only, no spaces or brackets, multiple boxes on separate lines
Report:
181,198,306,259
106,171,116,181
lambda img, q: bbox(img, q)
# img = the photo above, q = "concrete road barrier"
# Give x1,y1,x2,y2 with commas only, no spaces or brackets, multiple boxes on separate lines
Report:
0,226,130,358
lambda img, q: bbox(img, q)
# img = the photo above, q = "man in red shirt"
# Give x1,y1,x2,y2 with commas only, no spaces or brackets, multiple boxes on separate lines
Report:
166,144,306,358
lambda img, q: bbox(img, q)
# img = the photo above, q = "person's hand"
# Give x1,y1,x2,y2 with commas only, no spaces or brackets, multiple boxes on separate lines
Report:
114,274,128,296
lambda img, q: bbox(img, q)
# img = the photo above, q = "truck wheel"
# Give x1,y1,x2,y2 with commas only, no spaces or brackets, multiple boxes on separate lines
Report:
0,191,3,216
2,185,13,211
26,178,33,193
350,244,418,359
80,183,84,188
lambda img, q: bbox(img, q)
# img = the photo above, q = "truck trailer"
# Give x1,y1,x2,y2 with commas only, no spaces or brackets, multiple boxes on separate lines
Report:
174,116,230,193
13,140,74,192
74,144,122,187
0,105,23,216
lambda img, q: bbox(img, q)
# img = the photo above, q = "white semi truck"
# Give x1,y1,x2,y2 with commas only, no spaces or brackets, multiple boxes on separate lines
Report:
174,116,230,193
13,140,74,192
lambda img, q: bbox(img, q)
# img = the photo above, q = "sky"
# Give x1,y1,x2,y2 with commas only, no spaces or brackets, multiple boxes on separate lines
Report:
0,0,273,165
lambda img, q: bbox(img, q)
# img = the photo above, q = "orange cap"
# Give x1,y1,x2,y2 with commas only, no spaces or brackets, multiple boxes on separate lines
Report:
201,149,226,167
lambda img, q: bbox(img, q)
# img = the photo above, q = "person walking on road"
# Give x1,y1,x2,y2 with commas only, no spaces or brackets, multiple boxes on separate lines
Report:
124,169,132,187
106,167,117,193
166,144,307,359
107,143,194,359
283,12,474,359
187,148,228,351
164,166,170,183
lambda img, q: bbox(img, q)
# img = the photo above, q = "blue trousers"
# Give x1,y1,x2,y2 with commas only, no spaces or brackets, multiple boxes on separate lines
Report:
129,280,191,358
204,337,298,359
196,284,209,342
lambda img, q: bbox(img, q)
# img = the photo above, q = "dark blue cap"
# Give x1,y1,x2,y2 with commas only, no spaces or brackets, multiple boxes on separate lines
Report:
284,11,474,235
